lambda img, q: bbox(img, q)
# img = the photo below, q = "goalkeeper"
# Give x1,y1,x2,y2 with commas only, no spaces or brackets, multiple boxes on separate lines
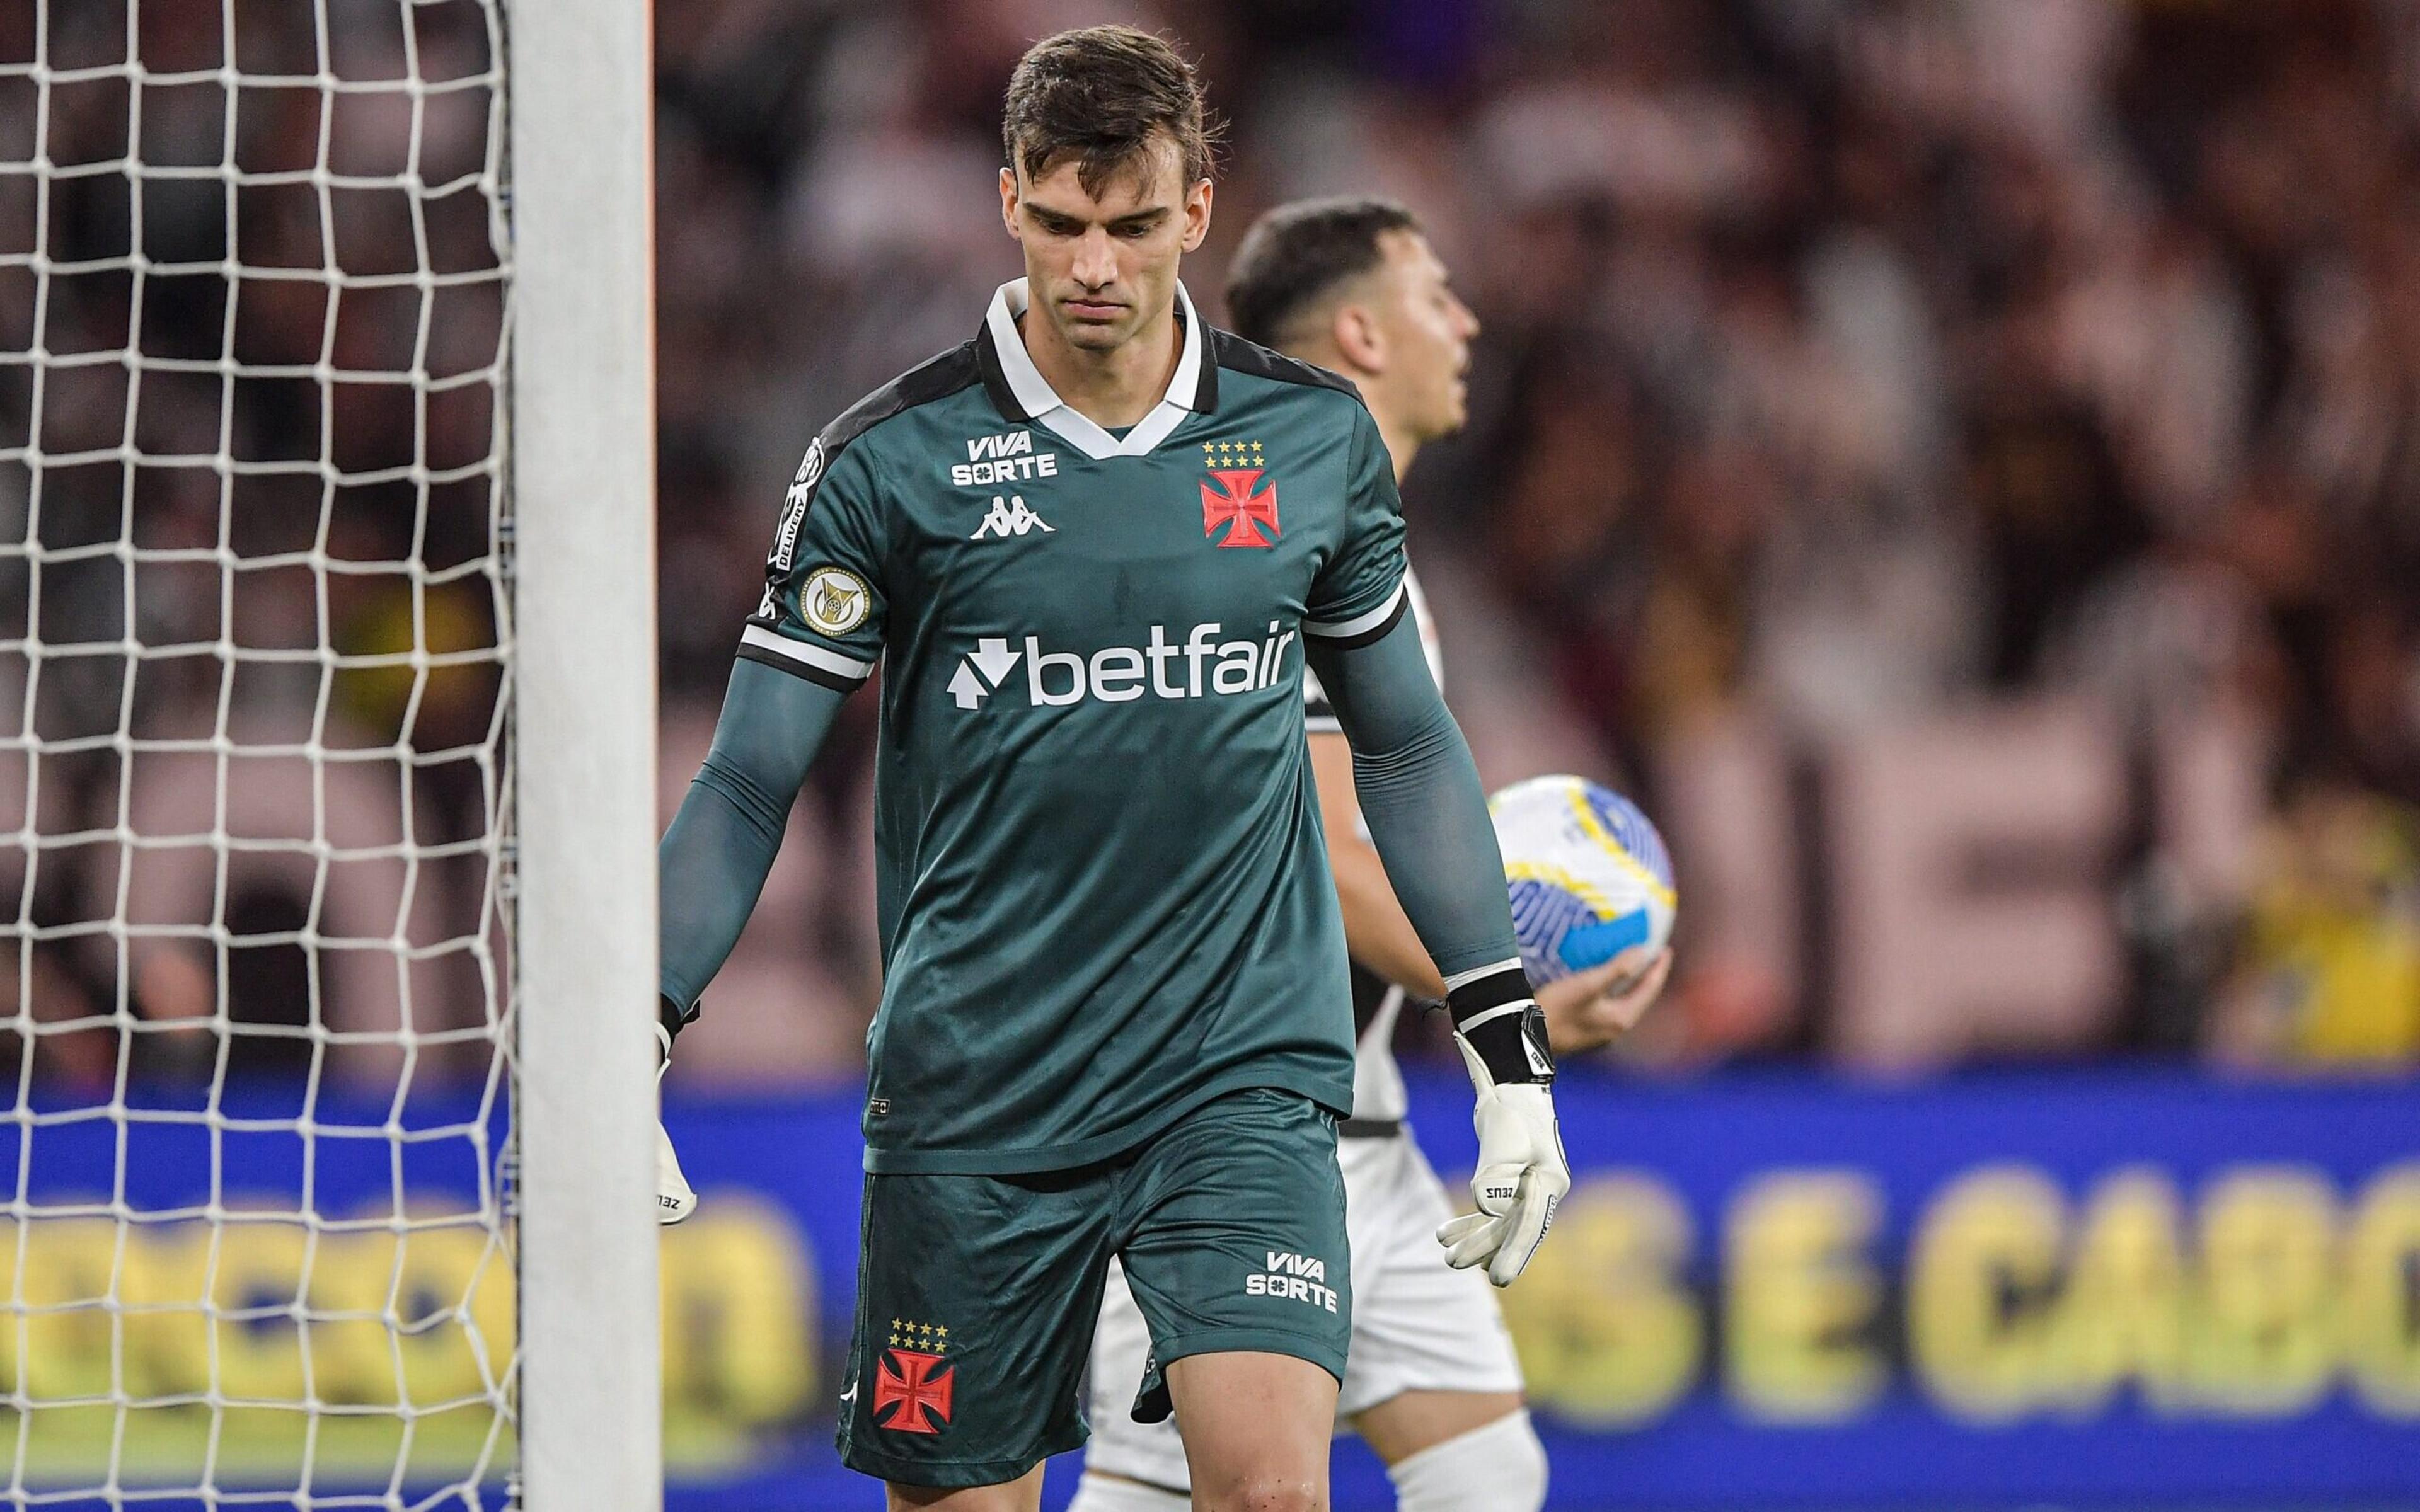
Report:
656,26,1563,1511
1070,202,1671,1512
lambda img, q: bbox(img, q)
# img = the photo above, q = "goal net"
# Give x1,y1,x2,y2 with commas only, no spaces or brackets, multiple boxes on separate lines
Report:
0,2,657,1508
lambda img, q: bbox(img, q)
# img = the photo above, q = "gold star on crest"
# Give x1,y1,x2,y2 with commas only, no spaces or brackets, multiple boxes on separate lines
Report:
1207,438,1267,469
885,1319,954,1353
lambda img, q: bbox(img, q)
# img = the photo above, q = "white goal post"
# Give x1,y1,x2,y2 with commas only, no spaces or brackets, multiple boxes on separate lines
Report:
505,0,661,1504
0,0,660,1507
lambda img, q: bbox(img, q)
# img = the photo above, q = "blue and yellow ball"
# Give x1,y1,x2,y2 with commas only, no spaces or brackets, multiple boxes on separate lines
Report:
1489,774,1677,984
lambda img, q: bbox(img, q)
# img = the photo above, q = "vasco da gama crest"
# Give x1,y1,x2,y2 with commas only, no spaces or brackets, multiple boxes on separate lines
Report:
1200,438,1279,548
873,1319,955,1434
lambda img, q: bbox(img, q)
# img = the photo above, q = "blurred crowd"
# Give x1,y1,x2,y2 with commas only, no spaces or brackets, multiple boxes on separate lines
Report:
654,0,2420,1080
0,0,511,1096
5,0,2419,1094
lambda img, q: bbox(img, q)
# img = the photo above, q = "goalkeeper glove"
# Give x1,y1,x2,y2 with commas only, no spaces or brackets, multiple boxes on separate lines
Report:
655,1022,696,1225
1434,961,1567,1286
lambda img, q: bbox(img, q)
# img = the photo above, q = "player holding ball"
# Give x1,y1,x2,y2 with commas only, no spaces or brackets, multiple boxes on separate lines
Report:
1072,202,1674,1512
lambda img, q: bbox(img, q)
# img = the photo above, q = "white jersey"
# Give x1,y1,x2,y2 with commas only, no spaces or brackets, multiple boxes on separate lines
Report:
1301,563,1441,1126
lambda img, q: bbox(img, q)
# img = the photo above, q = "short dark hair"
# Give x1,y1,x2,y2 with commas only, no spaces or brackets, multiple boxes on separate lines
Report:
1224,197,1422,349
1001,26,1219,198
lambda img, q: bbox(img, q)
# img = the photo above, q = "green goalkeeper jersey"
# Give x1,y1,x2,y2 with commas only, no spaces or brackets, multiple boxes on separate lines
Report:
743,279,1409,1175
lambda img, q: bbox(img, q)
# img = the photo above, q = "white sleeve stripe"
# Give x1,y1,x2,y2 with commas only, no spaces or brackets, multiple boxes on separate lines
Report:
1443,958,1525,993
740,624,873,680
1301,580,1408,639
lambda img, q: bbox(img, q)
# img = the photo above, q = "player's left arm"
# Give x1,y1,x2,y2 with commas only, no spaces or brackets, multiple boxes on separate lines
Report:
1307,730,1669,1051
1305,609,1565,1286
1305,730,1448,999
1301,401,1564,1285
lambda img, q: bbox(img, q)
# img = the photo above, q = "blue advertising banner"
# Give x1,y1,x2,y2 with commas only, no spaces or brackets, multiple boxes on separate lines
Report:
6,1069,2417,1509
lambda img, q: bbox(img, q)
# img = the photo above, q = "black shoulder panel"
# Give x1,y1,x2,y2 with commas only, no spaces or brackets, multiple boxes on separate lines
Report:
820,341,984,456
763,342,981,590
1208,326,1364,402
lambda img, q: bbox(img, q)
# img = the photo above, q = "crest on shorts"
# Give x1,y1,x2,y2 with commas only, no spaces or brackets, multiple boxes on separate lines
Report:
873,1318,954,1433
1201,439,1279,549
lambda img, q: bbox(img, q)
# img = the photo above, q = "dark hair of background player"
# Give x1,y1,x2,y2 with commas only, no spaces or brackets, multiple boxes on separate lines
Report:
1224,197,1424,350
1001,25,1222,198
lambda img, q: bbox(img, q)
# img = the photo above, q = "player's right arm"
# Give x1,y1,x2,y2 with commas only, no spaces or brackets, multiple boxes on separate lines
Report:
658,430,888,1036
657,663,848,1029
650,662,843,1225
652,429,891,1220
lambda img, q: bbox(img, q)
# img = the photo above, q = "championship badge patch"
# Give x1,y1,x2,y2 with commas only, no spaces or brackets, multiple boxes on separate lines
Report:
1201,438,1279,548
873,1318,955,1434
800,565,870,636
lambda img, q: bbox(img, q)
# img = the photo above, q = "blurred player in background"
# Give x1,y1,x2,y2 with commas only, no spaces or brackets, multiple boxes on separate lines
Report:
1073,200,1673,1512
655,30,1574,1512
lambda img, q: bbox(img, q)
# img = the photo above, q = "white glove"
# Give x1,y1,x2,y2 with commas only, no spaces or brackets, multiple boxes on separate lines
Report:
656,1023,696,1225
1434,976,1567,1286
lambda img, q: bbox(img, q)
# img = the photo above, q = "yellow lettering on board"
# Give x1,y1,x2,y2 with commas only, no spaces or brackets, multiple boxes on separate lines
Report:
118,1219,214,1402
1724,1171,1886,1422
2193,1167,2335,1417
10,1215,122,1402
1496,1173,1700,1425
2049,1168,2189,1414
2342,1163,2420,1418
205,1217,314,1407
660,1198,817,1426
1907,1166,2063,1422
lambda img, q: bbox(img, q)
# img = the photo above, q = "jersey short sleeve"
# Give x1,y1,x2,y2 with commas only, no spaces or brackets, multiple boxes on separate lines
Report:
1301,404,1410,653
737,430,888,694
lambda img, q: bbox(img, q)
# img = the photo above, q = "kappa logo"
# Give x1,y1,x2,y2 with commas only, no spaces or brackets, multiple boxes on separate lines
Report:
969,495,1055,541
951,429,1060,486
1201,438,1279,549
872,1318,955,1434
947,621,1299,711
1245,1250,1339,1313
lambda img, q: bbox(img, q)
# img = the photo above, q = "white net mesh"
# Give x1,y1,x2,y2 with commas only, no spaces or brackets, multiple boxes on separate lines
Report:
0,1,517,1507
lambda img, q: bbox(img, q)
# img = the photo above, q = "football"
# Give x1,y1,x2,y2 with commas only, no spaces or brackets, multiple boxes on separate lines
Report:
1489,774,1677,984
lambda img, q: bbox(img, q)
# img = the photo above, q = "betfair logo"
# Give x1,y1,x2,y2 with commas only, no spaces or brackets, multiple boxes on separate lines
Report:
969,495,1054,541
947,622,1299,711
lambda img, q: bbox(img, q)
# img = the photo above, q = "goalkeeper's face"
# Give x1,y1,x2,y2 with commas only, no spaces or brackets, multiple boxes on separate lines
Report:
1000,135,1211,357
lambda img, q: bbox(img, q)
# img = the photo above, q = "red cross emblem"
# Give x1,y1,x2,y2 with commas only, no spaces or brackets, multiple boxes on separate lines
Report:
1202,467,1280,548
873,1348,954,1433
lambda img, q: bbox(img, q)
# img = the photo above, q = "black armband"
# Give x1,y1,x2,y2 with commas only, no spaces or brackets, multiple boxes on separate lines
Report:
1446,961,1554,1086
660,993,695,1044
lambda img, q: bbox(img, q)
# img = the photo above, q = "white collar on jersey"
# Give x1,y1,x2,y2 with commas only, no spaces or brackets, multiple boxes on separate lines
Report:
984,277,1206,461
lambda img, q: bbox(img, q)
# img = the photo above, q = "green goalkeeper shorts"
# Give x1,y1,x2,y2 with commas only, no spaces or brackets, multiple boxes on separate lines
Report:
834,1085,1352,1490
